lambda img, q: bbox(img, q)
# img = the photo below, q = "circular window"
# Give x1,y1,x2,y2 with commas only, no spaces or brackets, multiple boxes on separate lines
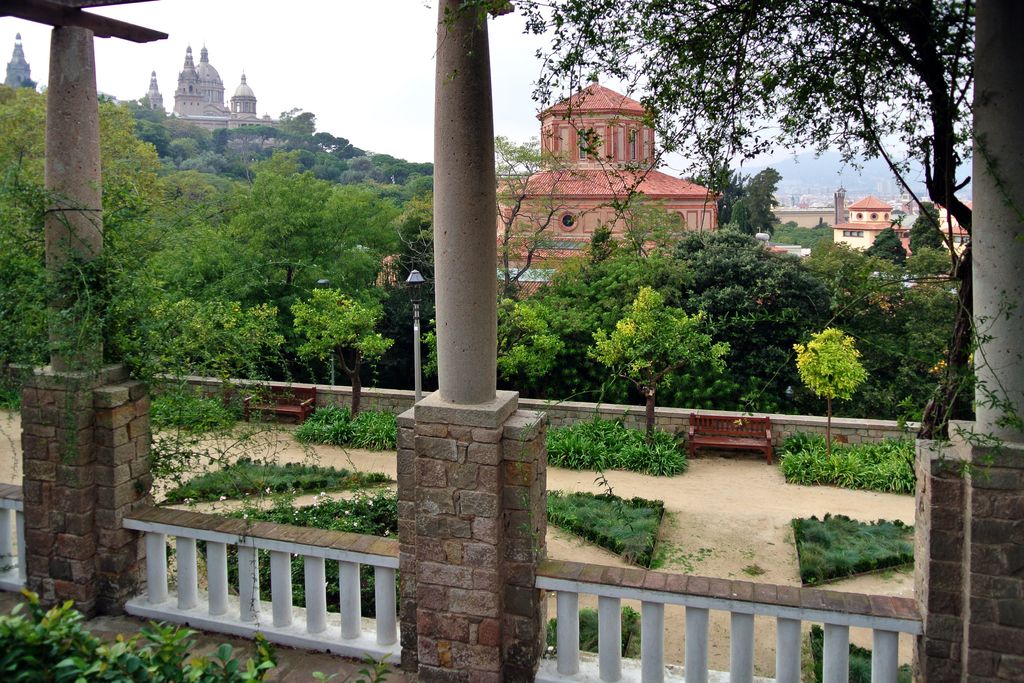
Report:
561,214,576,230
870,212,878,220
856,212,863,220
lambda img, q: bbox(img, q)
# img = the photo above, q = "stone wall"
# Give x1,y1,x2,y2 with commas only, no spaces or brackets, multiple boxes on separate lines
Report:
180,376,911,445
20,365,150,615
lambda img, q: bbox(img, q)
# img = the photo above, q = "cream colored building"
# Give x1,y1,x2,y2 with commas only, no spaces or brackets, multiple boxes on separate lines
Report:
832,195,908,250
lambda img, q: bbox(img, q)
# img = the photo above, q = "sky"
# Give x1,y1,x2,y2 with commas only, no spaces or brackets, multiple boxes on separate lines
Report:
2,0,560,163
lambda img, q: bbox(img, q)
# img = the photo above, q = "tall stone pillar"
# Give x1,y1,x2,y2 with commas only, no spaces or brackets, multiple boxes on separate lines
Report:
397,3,548,680
44,26,103,371
955,3,1024,679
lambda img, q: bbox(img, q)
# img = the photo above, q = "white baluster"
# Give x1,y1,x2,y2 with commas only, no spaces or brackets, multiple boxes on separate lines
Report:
270,550,293,627
556,591,580,675
238,545,260,622
374,566,397,645
776,617,802,683
871,630,899,683
145,532,168,604
14,510,24,582
339,560,361,639
730,612,754,683
641,601,665,683
598,595,622,682
176,537,199,610
823,623,850,683
0,509,12,564
304,556,327,634
207,541,229,616
685,606,710,683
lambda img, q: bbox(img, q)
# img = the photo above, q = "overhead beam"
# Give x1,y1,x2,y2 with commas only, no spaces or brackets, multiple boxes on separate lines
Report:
1,0,167,43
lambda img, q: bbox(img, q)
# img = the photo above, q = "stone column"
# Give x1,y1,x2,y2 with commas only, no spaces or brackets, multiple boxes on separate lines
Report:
44,26,103,371
432,0,498,405
397,4,548,680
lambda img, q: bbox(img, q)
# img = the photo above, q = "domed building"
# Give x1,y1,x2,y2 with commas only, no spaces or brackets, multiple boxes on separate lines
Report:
160,45,273,130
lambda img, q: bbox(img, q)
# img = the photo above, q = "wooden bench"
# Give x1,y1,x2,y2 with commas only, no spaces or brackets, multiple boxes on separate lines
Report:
243,385,316,424
687,413,774,464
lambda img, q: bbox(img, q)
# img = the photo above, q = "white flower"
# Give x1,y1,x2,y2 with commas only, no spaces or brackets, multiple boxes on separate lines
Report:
219,495,227,502
243,513,249,520
265,487,271,494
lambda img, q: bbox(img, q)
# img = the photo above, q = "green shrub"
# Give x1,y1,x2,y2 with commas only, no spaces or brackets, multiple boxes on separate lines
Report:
792,514,913,585
547,418,687,476
0,385,19,410
294,407,396,450
163,457,390,503
546,606,641,658
0,591,275,682
152,390,238,433
780,434,915,494
808,624,911,683
546,491,665,567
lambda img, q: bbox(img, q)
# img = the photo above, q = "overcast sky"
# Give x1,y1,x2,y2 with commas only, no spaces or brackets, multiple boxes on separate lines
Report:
3,1,562,163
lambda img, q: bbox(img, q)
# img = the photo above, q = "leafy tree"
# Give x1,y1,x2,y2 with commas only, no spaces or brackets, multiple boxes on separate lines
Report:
909,202,944,252
866,227,908,264
518,0,974,439
292,289,393,415
794,328,867,454
277,108,317,139
496,298,563,386
732,168,781,235
592,287,729,439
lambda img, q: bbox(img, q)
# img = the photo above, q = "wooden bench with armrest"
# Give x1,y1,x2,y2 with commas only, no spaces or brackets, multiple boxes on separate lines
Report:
243,385,317,424
687,413,774,464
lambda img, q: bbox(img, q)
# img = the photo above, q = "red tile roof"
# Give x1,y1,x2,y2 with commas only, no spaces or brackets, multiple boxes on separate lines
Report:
545,82,646,117
526,169,713,200
847,196,893,211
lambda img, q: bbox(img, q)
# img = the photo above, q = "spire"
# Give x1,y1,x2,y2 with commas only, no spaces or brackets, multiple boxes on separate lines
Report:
200,45,209,63
184,45,195,68
146,70,163,110
5,32,32,89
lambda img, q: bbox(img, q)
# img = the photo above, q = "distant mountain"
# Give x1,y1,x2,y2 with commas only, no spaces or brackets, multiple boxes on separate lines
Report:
742,151,933,203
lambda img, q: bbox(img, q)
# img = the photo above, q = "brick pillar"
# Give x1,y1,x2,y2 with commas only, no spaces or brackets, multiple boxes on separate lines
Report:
20,365,150,616
914,439,967,682
398,391,547,682
963,443,1024,680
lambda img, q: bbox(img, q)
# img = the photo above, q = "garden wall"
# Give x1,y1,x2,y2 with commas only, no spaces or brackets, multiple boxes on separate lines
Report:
178,376,913,446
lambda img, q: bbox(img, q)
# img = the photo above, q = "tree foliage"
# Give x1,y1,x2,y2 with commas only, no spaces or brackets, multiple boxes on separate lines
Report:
794,327,868,452
909,202,945,252
592,286,728,438
866,227,908,264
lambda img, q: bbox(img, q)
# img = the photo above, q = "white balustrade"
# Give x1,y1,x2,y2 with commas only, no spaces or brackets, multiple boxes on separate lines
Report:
0,493,25,591
536,567,921,683
123,507,401,663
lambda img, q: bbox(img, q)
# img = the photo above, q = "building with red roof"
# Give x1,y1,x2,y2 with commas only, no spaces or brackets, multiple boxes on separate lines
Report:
498,82,717,277
832,195,908,251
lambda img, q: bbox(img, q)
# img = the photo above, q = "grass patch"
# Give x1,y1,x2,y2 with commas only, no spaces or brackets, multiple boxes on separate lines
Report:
163,457,390,503
546,606,641,658
809,624,912,683
0,385,20,410
547,491,664,567
792,514,913,586
779,433,915,494
152,390,238,433
547,418,687,476
294,406,397,450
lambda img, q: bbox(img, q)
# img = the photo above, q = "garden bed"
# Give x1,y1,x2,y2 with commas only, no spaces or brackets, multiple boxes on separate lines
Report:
546,418,687,476
779,433,915,494
546,491,665,567
792,514,913,586
293,406,397,450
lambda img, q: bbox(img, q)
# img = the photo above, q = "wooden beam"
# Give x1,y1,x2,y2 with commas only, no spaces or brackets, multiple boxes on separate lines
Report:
0,0,167,43
46,0,157,7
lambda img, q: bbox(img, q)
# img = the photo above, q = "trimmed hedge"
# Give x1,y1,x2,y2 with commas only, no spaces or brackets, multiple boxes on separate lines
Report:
547,491,665,567
792,514,913,585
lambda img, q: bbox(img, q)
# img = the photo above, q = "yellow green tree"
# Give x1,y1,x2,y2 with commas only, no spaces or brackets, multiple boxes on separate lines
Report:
794,328,868,454
591,286,729,439
292,289,393,415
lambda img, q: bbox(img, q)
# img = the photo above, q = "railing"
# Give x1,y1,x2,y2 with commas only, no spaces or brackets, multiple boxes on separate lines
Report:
536,560,921,683
123,507,400,662
0,483,25,592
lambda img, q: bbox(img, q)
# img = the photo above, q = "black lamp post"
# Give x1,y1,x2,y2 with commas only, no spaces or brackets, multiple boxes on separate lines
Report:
405,269,425,403
315,279,335,385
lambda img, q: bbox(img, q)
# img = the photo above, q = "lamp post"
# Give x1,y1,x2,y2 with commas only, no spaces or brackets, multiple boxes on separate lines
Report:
315,279,335,385
405,269,426,403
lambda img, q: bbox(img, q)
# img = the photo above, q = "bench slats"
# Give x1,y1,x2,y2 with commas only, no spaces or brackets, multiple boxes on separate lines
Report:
688,413,773,464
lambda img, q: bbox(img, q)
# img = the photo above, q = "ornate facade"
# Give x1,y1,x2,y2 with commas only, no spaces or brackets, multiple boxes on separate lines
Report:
4,33,33,89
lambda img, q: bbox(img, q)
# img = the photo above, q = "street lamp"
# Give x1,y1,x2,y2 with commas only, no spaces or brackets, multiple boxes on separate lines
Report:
315,279,335,385
405,269,426,403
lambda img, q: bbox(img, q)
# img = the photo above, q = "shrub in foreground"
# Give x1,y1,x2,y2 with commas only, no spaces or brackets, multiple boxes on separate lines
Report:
809,624,911,683
0,591,275,682
547,606,641,658
779,433,915,494
793,514,913,585
546,418,687,476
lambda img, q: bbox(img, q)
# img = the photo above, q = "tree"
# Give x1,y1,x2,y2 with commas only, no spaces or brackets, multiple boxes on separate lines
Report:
794,328,868,454
496,298,563,387
732,168,781,235
519,0,974,439
591,287,729,439
866,227,908,264
292,290,393,415
909,202,945,252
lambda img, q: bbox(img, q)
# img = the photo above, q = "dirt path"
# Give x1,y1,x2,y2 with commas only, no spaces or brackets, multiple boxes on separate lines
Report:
0,412,916,675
